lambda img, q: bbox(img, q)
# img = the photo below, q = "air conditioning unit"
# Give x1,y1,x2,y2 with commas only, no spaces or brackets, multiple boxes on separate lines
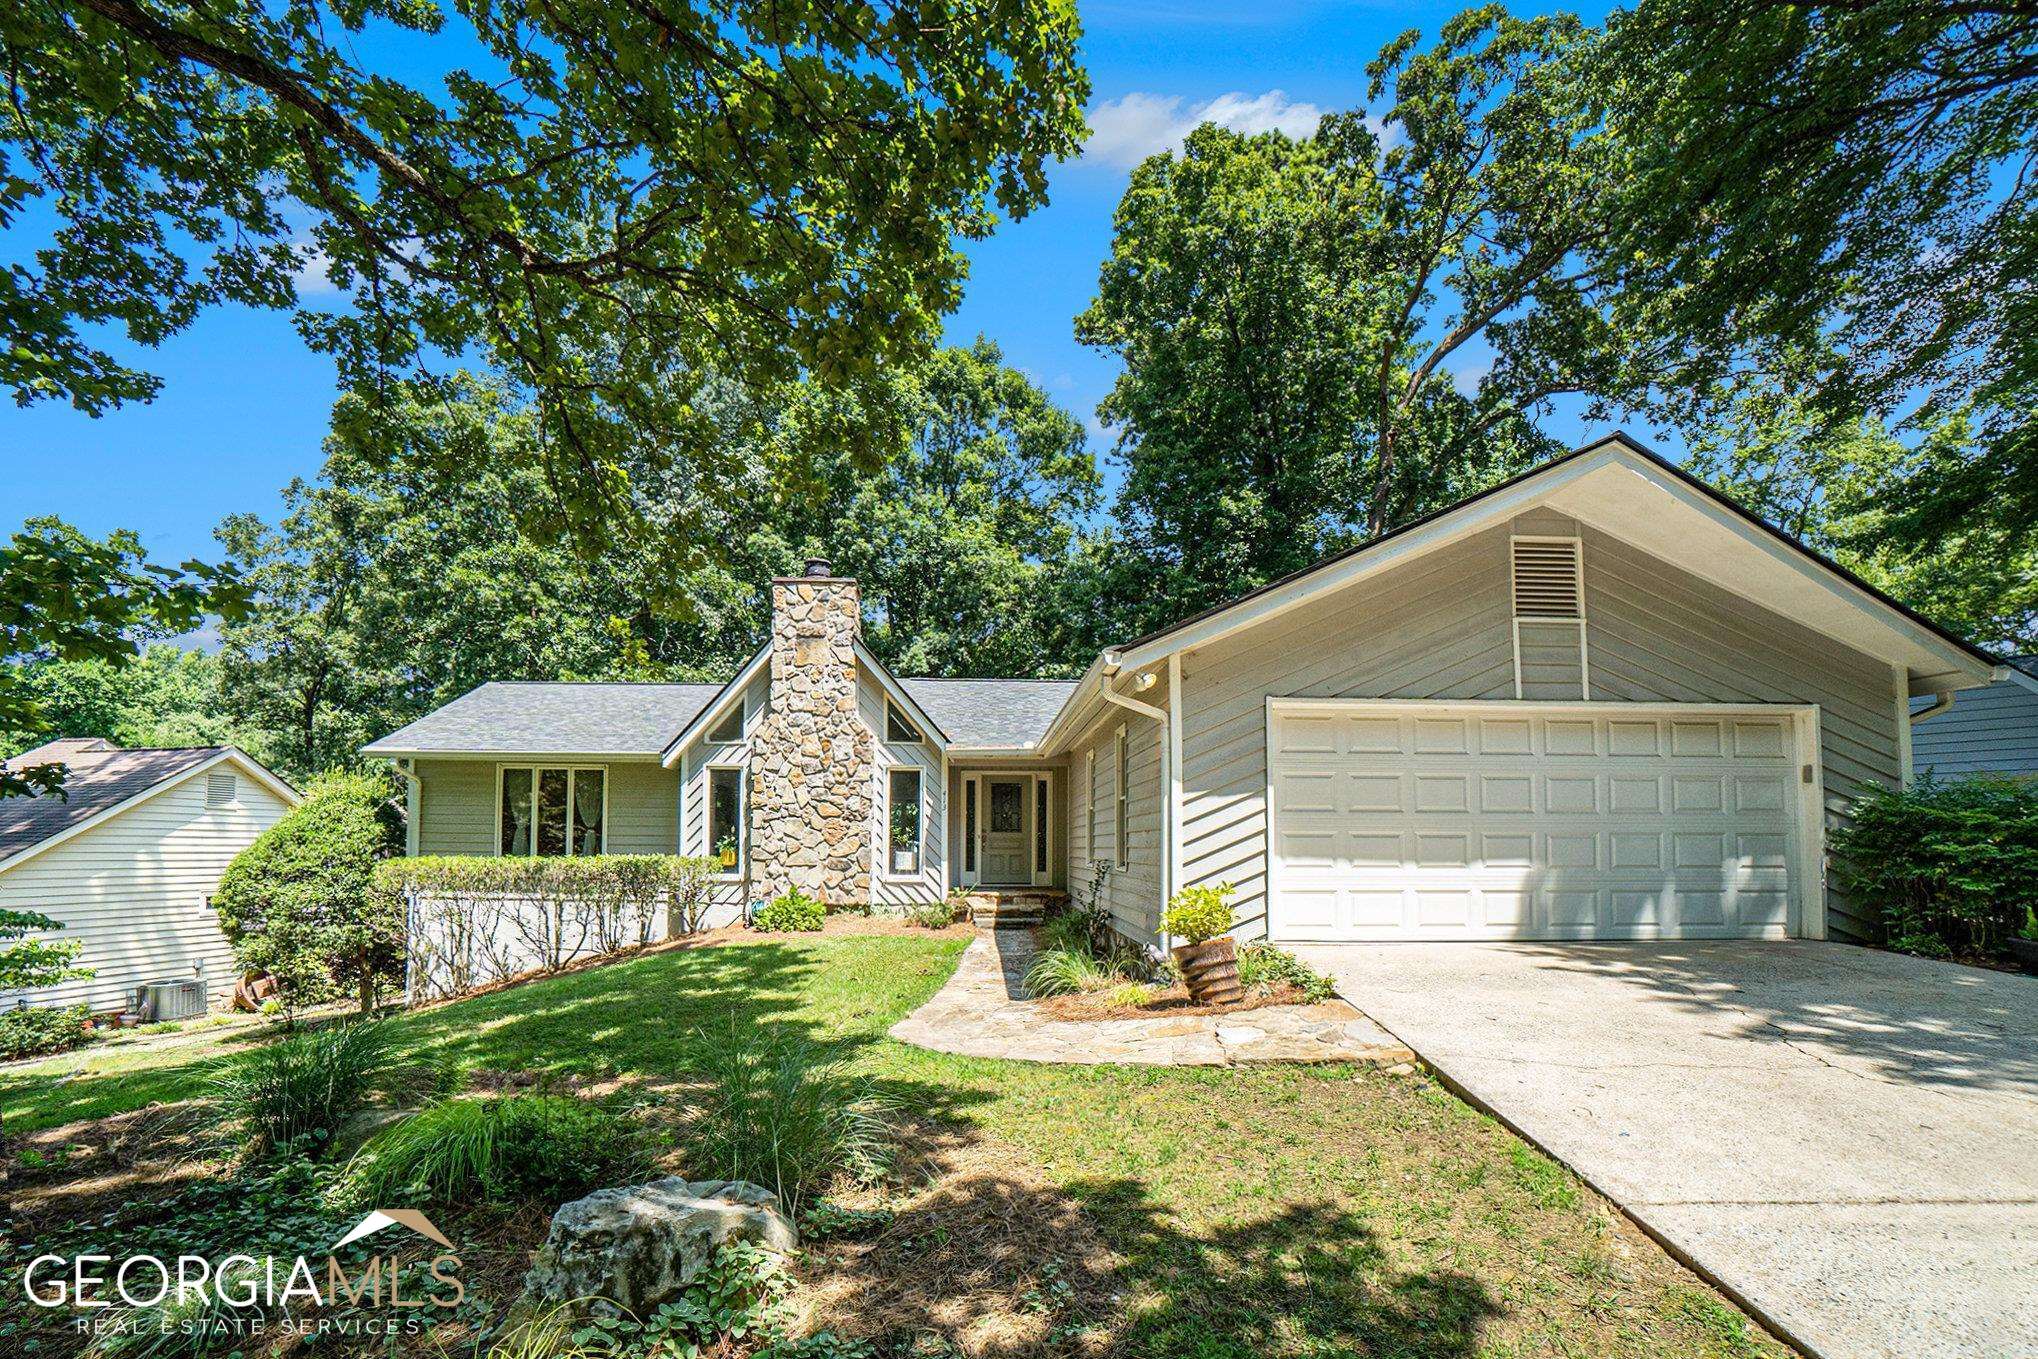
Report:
137,978,208,1022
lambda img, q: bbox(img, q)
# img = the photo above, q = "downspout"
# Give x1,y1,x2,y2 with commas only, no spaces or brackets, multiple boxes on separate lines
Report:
1910,692,1956,725
1098,663,1173,950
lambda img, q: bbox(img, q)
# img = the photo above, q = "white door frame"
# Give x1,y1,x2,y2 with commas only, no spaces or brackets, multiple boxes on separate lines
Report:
960,771,1051,888
1262,697,1827,942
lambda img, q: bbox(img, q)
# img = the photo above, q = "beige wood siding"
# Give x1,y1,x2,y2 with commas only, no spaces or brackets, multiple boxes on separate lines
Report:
1066,672,1168,942
1179,518,1901,944
0,765,293,1012
862,668,945,907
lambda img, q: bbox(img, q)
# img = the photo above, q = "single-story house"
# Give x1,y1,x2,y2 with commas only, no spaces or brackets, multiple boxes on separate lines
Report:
1909,655,2038,781
365,435,2011,946
0,740,299,1012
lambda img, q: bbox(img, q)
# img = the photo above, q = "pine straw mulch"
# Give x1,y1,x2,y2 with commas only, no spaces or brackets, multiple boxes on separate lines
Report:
1036,980,1329,1022
787,1119,1125,1358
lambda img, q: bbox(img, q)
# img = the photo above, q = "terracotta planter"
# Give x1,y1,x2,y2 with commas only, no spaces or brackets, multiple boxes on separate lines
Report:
2007,936,2038,975
1172,937,1245,1005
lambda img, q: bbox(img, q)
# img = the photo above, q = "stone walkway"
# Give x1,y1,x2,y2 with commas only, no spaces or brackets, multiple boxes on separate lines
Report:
889,930,1413,1067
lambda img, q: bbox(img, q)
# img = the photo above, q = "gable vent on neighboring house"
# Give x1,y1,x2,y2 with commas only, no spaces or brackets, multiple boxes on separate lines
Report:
206,770,237,807
1511,536,1589,699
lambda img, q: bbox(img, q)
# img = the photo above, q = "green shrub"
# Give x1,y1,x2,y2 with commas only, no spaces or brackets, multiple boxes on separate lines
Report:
907,899,956,929
1160,882,1235,945
687,1024,893,1218
347,1094,646,1205
1100,981,1158,1008
0,1003,92,1059
754,887,825,933
211,1019,389,1157
1036,910,1100,957
1830,774,2038,956
1236,943,1336,1002
215,772,405,1011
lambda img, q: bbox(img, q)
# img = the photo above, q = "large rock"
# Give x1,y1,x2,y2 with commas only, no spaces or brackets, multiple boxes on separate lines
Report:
521,1178,796,1316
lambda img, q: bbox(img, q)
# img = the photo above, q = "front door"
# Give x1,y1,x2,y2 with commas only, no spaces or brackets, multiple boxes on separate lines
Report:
983,777,1032,884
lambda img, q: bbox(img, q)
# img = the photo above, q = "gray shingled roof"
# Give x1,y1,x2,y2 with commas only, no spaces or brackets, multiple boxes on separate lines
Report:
900,678,1078,749
0,744,230,865
363,682,724,756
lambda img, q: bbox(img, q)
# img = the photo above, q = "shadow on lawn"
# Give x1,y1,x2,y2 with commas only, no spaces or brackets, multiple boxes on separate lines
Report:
801,1145,1498,1358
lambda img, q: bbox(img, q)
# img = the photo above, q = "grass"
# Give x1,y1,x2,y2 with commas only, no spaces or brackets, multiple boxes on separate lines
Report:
2,933,1782,1358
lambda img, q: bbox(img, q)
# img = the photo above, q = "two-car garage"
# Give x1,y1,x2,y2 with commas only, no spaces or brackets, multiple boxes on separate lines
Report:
1264,700,1823,942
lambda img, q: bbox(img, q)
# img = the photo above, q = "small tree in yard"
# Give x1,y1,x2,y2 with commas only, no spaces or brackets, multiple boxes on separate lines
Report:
215,772,405,1012
0,908,97,1058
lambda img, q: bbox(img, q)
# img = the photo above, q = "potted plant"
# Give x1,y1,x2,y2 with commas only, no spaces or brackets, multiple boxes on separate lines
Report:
715,834,738,871
2009,909,2038,974
1160,882,1244,1004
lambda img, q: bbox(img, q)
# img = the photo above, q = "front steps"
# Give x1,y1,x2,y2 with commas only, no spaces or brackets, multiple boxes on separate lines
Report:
961,889,1065,929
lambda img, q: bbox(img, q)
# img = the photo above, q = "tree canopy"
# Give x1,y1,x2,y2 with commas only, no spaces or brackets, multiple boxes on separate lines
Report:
3,0,1088,567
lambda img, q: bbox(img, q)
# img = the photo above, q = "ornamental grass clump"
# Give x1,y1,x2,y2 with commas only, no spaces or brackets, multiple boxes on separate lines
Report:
686,1023,894,1219
346,1094,647,1206
211,1019,390,1157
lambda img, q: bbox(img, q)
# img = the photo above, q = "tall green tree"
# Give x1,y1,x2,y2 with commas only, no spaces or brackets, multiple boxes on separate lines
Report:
0,519,238,797
1079,9,1648,635
3,0,1087,564
1596,0,2038,551
0,645,245,758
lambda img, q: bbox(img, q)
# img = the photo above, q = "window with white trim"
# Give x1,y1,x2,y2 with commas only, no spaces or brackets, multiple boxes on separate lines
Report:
1114,725,1130,869
963,779,977,873
706,699,745,744
708,766,745,874
500,766,605,856
1035,779,1048,874
887,767,923,874
885,699,922,743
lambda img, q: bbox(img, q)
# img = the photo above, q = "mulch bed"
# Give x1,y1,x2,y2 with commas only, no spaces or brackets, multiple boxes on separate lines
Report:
1038,980,1325,1022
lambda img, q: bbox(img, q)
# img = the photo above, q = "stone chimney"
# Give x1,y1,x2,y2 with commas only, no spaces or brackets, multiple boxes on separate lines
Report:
747,565,873,905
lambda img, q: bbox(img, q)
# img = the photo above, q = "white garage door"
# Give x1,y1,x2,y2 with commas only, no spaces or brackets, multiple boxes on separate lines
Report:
1267,703,1810,941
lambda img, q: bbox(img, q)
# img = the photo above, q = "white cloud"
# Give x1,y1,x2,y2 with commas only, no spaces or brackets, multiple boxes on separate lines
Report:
1082,89,1328,169
291,240,342,297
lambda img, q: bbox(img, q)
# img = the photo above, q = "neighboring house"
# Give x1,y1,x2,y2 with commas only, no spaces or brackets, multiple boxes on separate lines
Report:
1909,656,2038,780
366,435,2011,947
0,740,299,1012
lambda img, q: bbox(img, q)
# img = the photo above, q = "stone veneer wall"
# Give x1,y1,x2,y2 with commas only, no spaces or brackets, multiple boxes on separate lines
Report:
747,576,874,905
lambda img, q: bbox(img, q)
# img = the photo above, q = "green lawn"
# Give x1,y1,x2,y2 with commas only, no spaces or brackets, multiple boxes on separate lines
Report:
3,934,1781,1358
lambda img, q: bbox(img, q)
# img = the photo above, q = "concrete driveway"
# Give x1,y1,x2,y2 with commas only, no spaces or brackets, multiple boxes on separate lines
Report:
1293,941,2038,1359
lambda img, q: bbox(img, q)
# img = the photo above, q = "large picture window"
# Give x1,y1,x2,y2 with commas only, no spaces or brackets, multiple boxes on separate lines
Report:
500,767,605,856
708,766,745,874
888,768,923,874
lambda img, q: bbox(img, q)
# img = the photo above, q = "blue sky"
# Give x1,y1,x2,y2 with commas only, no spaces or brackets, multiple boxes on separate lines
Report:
1,0,1624,567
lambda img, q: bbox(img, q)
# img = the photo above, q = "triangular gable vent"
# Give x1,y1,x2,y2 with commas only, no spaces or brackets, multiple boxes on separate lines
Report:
1512,538,1583,619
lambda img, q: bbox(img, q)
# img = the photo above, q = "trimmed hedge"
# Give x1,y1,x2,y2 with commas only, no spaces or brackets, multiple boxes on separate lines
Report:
381,854,717,1002
0,1003,92,1060
1830,774,2038,958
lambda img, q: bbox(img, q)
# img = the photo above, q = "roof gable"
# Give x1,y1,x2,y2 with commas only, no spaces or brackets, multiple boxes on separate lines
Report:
0,746,299,871
1107,435,1999,695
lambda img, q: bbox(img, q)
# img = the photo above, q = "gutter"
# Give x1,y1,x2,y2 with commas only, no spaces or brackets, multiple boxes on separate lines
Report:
1910,692,1956,725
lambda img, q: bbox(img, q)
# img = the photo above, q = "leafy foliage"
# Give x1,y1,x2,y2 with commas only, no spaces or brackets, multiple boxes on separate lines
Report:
1021,946,1126,999
0,1003,91,1060
907,900,957,930
214,772,405,1011
1160,883,1236,946
346,1094,646,1207
1236,944,1336,1003
0,645,252,760
210,1019,391,1157
0,907,92,991
1597,0,2038,554
686,1024,893,1220
2,0,1088,571
754,888,826,934
1830,776,2038,958
0,518,240,799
